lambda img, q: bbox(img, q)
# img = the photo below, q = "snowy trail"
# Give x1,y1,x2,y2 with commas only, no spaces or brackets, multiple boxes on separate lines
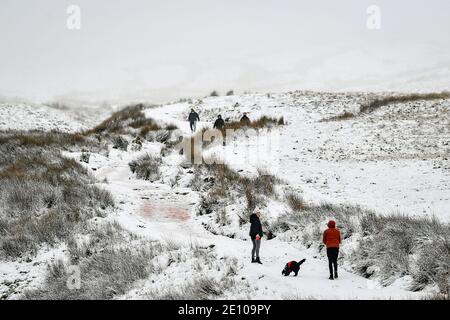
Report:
82,104,427,300
92,150,210,243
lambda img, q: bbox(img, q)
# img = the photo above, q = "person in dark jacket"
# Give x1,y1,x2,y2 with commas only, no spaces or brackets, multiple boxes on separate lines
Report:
323,220,341,280
249,208,263,264
188,109,200,132
213,115,225,130
240,113,250,125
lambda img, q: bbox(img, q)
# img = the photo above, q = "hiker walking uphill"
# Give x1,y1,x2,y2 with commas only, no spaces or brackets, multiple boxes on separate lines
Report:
240,112,250,126
188,109,200,133
249,208,264,264
323,220,341,280
213,114,225,130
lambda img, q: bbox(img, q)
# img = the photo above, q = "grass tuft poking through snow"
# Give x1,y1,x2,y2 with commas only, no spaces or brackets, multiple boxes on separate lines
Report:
322,91,450,121
0,139,114,259
223,115,285,130
145,243,244,300
86,104,152,134
85,103,178,136
23,222,160,300
285,192,308,211
359,92,450,114
148,277,224,300
197,161,280,211
272,192,450,294
24,223,246,300
129,154,162,181
192,160,281,238
356,214,450,293
0,130,104,152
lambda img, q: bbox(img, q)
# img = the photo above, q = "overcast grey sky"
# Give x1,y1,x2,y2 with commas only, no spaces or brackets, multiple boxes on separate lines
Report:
0,0,449,103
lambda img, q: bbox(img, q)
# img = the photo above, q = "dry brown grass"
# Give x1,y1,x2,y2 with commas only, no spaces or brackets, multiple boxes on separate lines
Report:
0,141,114,259
223,115,284,130
321,111,355,122
285,192,308,211
85,104,146,134
23,222,162,300
272,192,450,294
129,154,162,181
182,115,284,156
84,103,177,136
0,131,93,148
322,92,450,121
198,160,280,213
359,92,450,114
138,122,162,136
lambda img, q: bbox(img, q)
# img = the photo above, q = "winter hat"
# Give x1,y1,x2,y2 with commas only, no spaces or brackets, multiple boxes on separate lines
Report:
327,220,336,228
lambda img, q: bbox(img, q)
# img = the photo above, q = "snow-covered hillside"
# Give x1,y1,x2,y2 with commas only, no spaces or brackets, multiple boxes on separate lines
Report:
147,92,450,221
1,91,449,300
0,102,114,133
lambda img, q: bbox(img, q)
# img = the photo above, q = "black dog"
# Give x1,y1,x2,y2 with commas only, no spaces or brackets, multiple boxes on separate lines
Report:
282,259,306,276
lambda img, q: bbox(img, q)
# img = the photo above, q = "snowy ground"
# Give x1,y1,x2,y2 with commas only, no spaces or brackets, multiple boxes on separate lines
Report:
0,102,113,133
147,92,450,221
63,142,426,299
1,91,448,299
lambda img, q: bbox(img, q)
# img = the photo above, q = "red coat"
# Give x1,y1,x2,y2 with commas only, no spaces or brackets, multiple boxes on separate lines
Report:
323,220,341,248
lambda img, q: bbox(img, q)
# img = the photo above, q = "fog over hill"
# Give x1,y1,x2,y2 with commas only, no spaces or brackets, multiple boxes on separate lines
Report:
1,0,449,104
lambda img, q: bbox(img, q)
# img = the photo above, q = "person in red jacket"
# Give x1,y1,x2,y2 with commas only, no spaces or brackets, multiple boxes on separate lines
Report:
323,220,341,280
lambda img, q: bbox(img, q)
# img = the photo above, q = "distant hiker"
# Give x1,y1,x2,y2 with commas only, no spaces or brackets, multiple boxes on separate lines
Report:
213,114,225,130
240,113,250,126
323,220,341,280
188,109,200,132
249,208,264,264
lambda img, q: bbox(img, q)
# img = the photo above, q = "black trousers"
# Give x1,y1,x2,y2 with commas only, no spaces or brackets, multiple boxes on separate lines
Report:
327,247,339,276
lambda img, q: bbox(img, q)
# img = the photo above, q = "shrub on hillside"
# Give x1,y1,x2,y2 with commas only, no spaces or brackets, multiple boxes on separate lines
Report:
86,103,175,137
23,222,161,300
272,192,450,294
80,152,90,163
87,104,146,134
285,192,308,211
112,136,128,151
223,116,284,131
0,130,103,152
355,214,450,292
193,161,280,236
25,223,242,300
0,143,114,259
128,154,162,181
